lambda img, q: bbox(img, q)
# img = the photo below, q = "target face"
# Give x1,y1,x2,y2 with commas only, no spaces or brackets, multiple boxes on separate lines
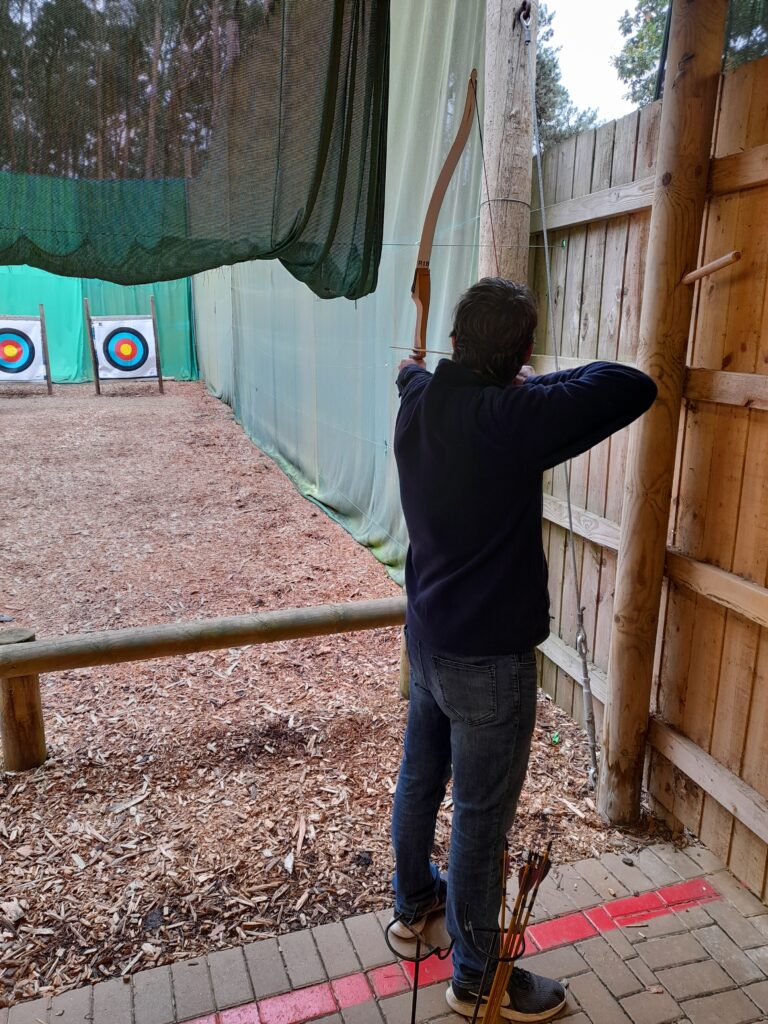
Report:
0,319,47,383
103,328,149,372
0,330,35,373
92,316,157,379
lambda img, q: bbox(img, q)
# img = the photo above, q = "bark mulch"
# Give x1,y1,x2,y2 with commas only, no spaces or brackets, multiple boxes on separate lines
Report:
1,381,655,1005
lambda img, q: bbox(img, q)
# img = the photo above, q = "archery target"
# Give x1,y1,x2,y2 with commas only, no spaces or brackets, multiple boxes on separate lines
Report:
0,319,47,382
92,316,158,379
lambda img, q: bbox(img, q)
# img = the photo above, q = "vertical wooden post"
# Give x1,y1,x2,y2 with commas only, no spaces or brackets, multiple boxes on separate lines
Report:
597,0,730,825
479,0,536,283
150,295,164,394
38,303,53,396
83,297,100,396
0,628,47,771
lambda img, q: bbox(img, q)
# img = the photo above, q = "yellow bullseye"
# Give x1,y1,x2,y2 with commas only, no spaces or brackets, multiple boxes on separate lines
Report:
2,342,20,359
119,342,134,357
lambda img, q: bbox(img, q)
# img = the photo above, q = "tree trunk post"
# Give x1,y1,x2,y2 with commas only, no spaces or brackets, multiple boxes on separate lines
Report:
480,0,536,283
597,0,730,825
0,628,47,772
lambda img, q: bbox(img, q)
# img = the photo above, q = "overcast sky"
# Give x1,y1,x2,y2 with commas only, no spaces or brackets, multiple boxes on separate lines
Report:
546,0,638,123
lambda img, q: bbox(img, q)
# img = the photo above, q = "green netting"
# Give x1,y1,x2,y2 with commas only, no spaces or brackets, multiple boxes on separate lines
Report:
0,265,197,382
0,0,388,299
194,0,485,581
725,0,768,66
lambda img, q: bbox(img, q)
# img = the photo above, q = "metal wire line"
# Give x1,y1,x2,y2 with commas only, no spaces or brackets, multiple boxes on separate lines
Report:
521,8,599,787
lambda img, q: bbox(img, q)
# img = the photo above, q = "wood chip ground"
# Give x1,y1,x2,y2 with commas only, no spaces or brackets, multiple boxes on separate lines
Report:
1,382,660,1004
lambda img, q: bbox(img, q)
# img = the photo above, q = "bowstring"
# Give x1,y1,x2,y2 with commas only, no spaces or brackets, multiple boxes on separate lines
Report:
471,76,500,276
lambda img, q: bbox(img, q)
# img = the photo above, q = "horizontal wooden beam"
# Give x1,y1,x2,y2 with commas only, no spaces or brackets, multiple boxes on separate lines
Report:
547,636,768,849
544,636,768,848
529,145,768,238
542,495,621,551
685,368,768,411
531,355,637,374
648,719,768,847
531,355,591,372
530,176,654,234
530,145,768,242
710,143,768,196
0,599,407,679
666,551,768,630
537,632,607,706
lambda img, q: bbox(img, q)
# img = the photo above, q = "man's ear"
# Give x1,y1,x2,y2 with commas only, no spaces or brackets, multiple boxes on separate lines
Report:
450,332,456,352
522,341,534,365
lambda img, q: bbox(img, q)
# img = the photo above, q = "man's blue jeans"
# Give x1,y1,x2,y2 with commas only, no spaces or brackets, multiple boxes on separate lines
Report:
391,630,538,987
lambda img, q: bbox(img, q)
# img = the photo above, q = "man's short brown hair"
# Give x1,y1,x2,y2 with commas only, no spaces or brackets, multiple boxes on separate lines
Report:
451,278,538,384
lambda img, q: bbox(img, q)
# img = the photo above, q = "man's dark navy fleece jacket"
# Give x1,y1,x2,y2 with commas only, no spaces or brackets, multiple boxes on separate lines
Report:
395,359,657,656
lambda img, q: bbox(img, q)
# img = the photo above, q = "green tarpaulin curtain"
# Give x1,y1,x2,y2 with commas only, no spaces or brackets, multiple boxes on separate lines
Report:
0,0,389,299
193,0,484,580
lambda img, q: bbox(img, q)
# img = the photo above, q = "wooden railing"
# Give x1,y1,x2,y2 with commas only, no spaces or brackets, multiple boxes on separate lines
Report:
0,598,406,772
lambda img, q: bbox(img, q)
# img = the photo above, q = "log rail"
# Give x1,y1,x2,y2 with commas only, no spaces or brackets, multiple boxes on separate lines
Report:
3,572,767,855
0,598,406,772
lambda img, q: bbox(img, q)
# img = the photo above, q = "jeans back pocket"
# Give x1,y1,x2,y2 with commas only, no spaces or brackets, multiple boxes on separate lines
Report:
431,656,497,726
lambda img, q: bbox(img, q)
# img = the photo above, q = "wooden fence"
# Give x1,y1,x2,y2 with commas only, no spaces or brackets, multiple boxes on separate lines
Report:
529,54,768,899
529,97,661,729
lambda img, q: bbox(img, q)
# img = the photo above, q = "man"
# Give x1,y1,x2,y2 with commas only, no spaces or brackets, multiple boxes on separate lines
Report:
391,277,657,1021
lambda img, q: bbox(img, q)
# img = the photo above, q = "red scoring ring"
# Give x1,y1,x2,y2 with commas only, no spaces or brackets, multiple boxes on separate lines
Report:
1,340,24,363
115,337,139,360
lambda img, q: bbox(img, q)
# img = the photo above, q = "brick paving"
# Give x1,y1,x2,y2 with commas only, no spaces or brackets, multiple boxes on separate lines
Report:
7,844,768,1024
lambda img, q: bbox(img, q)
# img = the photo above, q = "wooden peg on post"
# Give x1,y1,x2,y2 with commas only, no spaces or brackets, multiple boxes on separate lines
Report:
682,249,741,286
0,628,47,772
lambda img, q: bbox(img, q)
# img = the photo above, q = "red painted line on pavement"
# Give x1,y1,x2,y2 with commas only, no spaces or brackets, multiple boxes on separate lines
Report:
526,911,598,951
219,1005,261,1023
603,891,665,919
583,905,614,933
185,879,725,1024
257,982,336,1024
403,951,454,987
658,878,719,905
369,962,410,997
614,906,671,928
331,972,372,1008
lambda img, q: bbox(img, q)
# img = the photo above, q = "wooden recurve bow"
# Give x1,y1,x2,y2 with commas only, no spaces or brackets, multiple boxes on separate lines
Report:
410,69,478,359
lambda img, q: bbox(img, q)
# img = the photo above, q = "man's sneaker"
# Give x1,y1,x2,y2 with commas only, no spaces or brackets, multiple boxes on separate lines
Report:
446,967,567,1022
389,894,446,940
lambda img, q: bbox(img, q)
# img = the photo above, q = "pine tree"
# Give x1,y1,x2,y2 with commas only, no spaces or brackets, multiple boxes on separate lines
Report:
613,0,768,107
536,3,598,149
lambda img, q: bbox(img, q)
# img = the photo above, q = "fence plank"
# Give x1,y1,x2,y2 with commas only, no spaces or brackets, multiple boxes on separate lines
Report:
710,143,768,194
529,176,654,233
666,552,768,629
648,719,768,847
537,632,607,706
557,129,598,723
685,368,768,410
542,496,620,551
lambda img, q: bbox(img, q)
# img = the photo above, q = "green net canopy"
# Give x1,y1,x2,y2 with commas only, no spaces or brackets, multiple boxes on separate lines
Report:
0,0,389,298
725,0,768,66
